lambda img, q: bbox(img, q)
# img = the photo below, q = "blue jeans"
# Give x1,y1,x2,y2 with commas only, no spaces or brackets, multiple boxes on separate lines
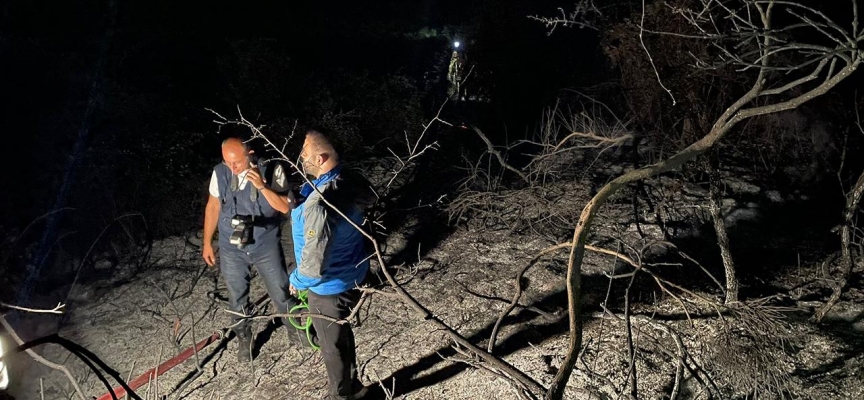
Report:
219,243,294,331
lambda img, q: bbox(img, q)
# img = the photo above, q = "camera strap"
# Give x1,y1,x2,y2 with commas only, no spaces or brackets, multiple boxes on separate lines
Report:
229,169,261,210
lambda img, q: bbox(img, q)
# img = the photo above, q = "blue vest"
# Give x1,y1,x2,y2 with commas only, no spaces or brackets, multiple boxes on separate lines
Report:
289,167,370,295
214,163,281,252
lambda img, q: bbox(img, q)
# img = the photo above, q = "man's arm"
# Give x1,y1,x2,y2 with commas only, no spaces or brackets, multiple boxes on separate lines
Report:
202,195,220,267
258,186,291,213
247,164,291,213
289,198,332,290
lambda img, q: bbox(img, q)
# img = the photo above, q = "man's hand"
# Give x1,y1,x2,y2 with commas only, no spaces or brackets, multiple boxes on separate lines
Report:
289,283,297,296
246,164,266,190
202,244,217,267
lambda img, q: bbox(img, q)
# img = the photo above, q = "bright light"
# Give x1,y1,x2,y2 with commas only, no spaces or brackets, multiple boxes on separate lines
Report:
454,41,460,49
0,336,9,390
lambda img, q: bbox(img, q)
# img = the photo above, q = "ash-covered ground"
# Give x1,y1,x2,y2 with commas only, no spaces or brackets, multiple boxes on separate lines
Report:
5,178,864,400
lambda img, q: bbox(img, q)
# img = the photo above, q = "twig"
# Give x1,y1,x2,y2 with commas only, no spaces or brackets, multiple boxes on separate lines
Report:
445,346,538,400
123,360,136,400
471,126,530,183
489,242,570,353
152,282,203,372
1,330,143,400
816,165,864,320
0,302,65,314
345,290,371,323
597,309,721,398
370,238,546,394
659,324,685,400
622,269,639,398
640,0,676,105
357,287,398,297
64,213,145,309
528,2,601,33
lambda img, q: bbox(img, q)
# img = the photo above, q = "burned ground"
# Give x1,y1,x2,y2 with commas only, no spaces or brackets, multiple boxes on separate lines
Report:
5,172,864,400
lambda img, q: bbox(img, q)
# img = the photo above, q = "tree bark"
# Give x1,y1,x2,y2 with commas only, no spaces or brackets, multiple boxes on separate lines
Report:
704,157,739,304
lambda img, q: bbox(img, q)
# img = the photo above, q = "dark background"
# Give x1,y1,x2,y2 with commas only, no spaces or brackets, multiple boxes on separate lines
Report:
1,0,862,300
0,0,596,227
0,0,600,295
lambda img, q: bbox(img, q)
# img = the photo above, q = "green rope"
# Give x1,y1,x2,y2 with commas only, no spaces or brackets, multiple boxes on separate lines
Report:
288,290,320,350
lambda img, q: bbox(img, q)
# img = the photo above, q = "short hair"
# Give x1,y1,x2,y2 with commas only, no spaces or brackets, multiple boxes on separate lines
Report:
305,129,340,163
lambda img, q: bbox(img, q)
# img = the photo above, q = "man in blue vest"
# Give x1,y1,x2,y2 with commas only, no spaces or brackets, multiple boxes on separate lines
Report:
289,130,374,400
202,137,295,362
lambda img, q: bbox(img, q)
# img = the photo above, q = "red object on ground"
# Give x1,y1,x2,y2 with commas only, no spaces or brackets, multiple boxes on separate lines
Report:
96,331,222,400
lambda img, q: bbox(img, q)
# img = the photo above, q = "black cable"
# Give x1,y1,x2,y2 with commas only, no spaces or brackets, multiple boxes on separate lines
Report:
6,333,143,400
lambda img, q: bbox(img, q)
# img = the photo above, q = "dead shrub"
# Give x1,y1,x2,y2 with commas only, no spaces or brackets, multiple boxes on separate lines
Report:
446,183,583,235
704,300,800,399
447,99,631,234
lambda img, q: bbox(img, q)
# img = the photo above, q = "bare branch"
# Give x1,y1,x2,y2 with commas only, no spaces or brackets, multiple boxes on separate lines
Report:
471,127,530,184
815,100,864,321
785,8,850,48
546,1,863,394
759,1,857,45
735,61,861,123
528,1,601,34
489,242,571,353
640,0,676,105
759,57,830,96
1,302,65,314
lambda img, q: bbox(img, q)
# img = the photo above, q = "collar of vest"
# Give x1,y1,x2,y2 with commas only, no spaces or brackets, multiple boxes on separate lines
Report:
299,164,342,198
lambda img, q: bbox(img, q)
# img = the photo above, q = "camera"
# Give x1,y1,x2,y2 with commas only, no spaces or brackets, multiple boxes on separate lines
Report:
229,215,255,248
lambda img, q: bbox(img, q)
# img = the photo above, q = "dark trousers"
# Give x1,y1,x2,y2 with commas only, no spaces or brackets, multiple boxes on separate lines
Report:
308,290,361,400
219,244,295,331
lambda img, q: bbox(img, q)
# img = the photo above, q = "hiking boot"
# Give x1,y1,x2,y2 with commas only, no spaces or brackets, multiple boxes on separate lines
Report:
236,327,253,362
